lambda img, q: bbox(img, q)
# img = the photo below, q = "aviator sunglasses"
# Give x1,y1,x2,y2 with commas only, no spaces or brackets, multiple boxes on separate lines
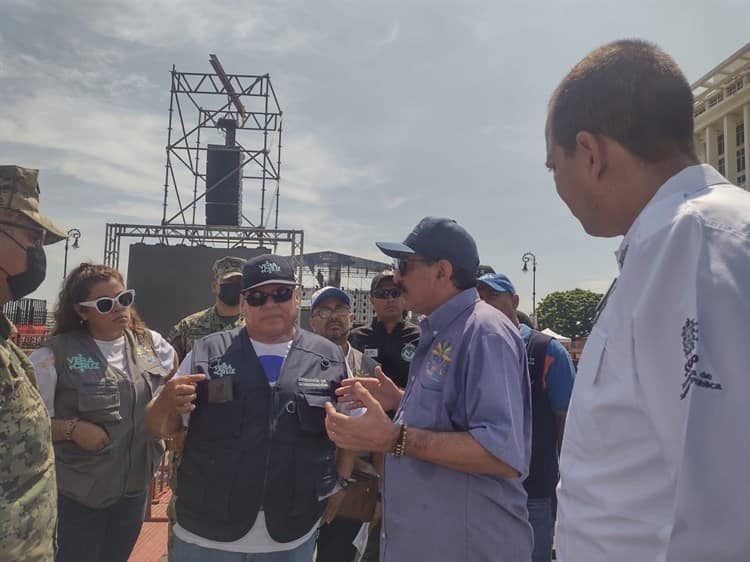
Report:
372,288,403,299
78,289,136,314
243,286,295,307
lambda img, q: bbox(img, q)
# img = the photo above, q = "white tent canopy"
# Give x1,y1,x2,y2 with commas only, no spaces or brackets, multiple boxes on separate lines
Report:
541,328,571,343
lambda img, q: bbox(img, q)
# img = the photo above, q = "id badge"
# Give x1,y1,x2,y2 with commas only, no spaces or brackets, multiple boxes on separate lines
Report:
207,377,233,403
364,347,378,359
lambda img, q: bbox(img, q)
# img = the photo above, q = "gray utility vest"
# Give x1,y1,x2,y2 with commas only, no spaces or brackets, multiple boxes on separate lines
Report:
48,329,167,509
176,327,346,543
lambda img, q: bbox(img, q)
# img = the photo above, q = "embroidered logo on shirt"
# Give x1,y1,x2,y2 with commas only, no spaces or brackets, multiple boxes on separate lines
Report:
680,317,722,400
66,354,100,373
401,343,416,362
213,361,236,378
424,341,452,383
259,260,281,274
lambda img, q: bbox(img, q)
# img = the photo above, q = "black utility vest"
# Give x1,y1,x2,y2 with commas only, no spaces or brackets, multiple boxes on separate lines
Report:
523,330,560,499
176,328,346,543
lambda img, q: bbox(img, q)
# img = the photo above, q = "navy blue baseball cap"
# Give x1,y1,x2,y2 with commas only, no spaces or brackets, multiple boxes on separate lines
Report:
311,286,351,309
242,254,297,291
376,217,480,273
477,273,517,295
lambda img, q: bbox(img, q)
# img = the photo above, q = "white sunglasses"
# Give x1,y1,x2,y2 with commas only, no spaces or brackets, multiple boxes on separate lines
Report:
78,289,136,314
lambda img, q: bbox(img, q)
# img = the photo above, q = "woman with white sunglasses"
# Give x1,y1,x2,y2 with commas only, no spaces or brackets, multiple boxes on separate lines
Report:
30,262,176,562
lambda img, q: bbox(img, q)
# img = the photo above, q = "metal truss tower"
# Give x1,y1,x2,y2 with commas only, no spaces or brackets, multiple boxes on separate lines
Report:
104,56,303,280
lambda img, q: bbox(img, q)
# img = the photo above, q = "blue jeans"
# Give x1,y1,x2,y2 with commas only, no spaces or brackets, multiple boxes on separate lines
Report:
172,531,317,562
527,496,554,562
56,491,148,562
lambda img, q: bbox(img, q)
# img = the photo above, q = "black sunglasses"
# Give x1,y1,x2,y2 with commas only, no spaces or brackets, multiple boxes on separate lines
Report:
395,257,432,276
244,286,295,307
372,288,403,299
78,289,136,314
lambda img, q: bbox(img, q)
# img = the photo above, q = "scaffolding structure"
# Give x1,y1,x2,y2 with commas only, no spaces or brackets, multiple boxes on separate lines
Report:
103,57,303,280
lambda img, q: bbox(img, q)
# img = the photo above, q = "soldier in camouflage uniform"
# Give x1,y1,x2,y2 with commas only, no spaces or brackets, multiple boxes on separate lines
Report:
168,256,247,362
0,166,67,562
165,255,246,558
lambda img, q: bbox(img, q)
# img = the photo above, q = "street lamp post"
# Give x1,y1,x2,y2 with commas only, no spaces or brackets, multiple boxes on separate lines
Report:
63,228,81,280
521,252,537,316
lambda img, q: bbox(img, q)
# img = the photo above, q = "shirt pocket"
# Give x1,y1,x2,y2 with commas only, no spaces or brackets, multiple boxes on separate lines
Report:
77,382,122,424
564,326,607,458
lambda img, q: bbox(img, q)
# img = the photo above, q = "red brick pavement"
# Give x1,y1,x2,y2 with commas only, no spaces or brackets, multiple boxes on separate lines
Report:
129,489,170,562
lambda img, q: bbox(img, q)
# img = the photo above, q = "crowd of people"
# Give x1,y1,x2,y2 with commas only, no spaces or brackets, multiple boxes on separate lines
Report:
1,38,749,562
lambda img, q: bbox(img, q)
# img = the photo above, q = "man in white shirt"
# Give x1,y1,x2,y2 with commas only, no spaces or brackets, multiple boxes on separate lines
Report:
546,39,750,562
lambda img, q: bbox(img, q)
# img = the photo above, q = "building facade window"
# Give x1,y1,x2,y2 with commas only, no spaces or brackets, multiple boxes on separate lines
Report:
718,133,725,155
718,157,726,176
738,147,746,173
738,123,746,147
727,78,744,96
738,174,746,187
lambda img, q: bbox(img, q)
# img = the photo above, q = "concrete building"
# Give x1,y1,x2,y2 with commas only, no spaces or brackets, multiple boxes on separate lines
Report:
693,42,750,189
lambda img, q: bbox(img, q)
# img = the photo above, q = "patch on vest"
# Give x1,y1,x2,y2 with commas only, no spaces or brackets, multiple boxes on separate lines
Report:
680,317,722,399
401,343,416,362
298,378,330,391
424,341,452,383
212,361,236,378
135,346,160,368
66,354,101,373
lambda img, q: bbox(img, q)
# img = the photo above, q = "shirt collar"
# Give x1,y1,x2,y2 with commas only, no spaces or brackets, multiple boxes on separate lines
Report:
420,288,479,336
616,164,726,269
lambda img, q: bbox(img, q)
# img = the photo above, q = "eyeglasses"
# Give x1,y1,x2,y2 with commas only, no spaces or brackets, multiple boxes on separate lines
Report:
0,220,45,249
313,305,350,319
244,286,295,307
395,257,432,276
79,289,136,314
372,288,402,299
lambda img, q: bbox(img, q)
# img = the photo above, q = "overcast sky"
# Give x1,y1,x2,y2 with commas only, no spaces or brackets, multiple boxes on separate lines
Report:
2,0,748,311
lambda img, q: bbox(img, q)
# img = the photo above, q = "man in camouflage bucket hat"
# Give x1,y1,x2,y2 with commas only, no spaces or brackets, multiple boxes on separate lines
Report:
165,255,246,558
0,165,66,561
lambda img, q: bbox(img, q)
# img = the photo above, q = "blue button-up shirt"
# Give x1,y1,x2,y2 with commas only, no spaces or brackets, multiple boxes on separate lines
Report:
381,288,532,562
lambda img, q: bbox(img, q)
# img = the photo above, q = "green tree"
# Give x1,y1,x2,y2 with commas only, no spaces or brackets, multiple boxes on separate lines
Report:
536,288,603,339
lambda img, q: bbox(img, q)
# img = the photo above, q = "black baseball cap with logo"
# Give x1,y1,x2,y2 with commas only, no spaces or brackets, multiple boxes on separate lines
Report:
242,254,297,291
376,217,480,273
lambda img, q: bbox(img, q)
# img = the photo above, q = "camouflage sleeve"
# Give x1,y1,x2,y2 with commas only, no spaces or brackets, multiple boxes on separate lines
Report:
168,321,189,363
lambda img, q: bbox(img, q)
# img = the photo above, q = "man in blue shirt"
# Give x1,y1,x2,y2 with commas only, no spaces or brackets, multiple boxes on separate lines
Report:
325,217,533,562
477,273,575,562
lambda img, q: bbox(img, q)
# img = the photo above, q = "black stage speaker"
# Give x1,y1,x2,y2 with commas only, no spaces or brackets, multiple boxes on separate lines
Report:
126,244,270,336
205,145,242,226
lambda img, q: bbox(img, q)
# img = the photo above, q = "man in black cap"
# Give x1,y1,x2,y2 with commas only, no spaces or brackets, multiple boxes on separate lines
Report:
146,254,357,561
327,217,533,562
348,270,420,390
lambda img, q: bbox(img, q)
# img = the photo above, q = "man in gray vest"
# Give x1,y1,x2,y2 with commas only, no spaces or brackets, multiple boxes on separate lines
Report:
146,254,357,561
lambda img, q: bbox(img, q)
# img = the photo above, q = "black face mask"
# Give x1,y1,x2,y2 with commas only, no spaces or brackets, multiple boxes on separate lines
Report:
218,283,241,306
1,246,47,301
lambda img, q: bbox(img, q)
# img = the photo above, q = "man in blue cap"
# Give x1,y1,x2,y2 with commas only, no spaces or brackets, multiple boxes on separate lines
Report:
325,217,533,561
478,272,576,562
309,286,379,562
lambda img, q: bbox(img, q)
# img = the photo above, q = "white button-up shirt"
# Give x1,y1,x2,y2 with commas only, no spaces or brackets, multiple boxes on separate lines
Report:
556,165,750,562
